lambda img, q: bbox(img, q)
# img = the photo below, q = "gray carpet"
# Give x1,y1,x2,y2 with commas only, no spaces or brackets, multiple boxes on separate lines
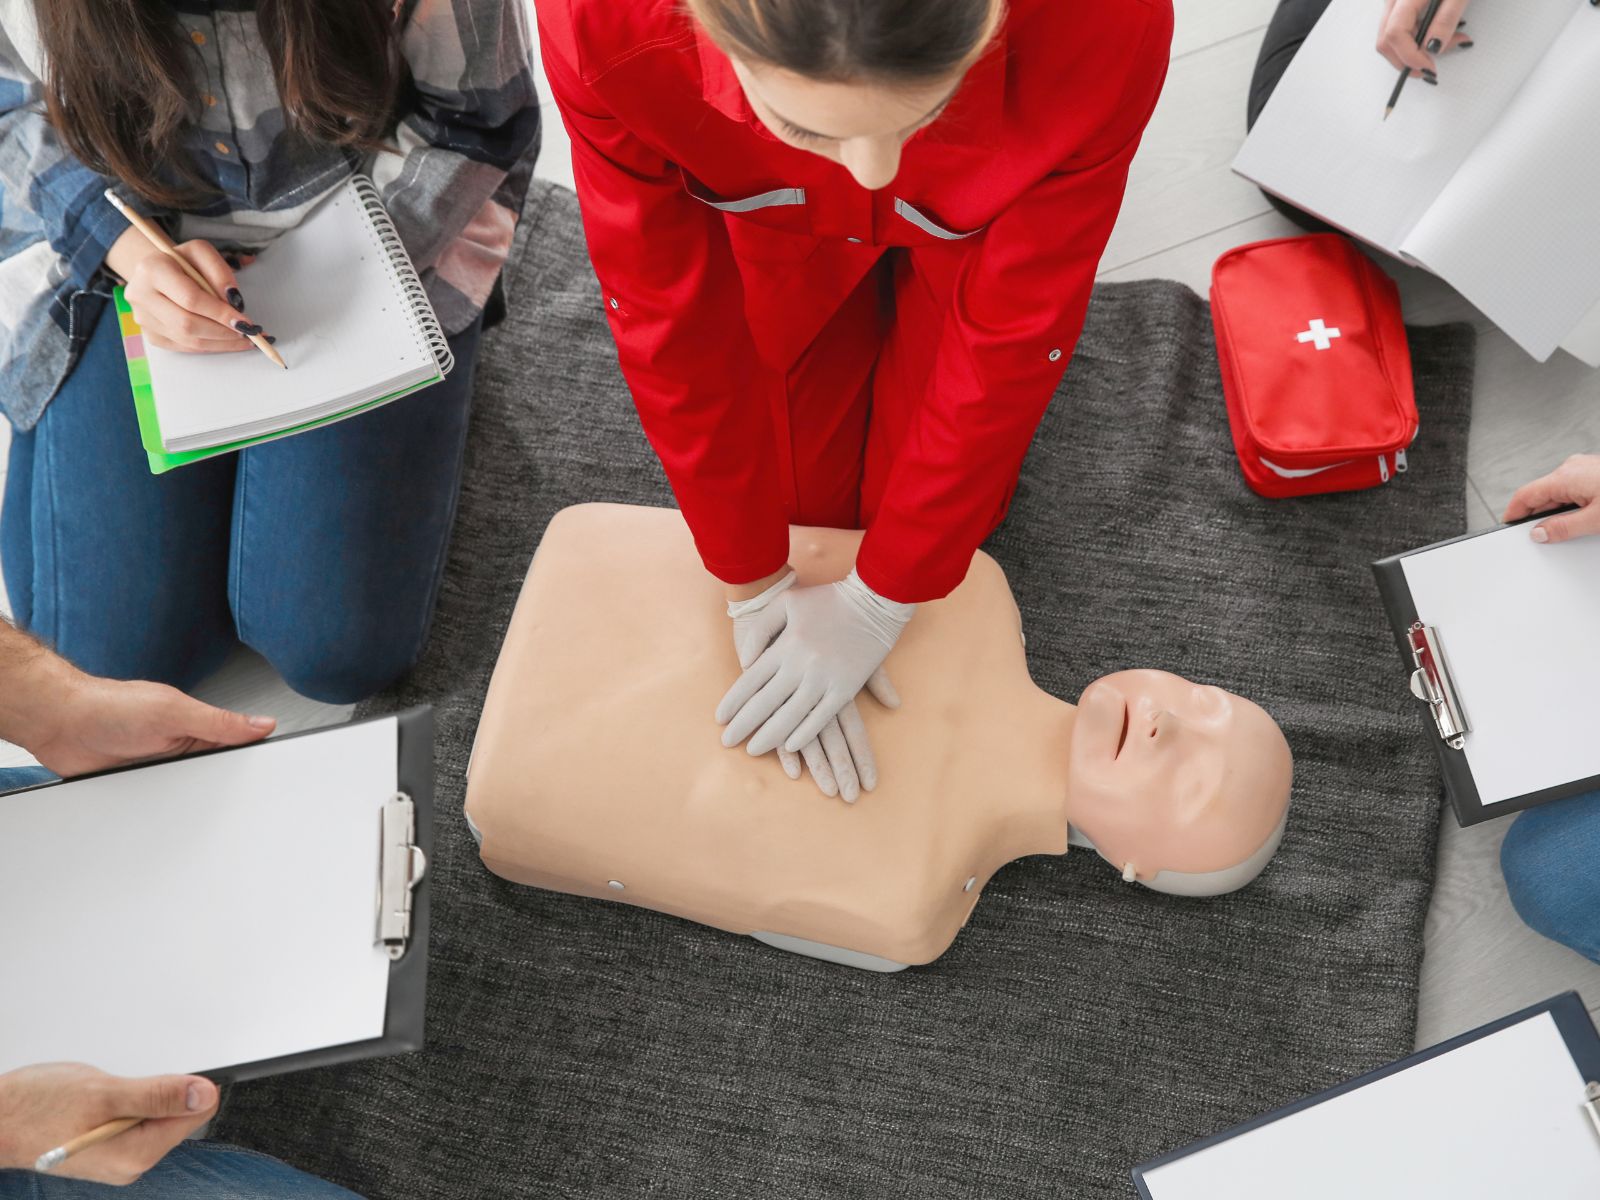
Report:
214,182,1476,1198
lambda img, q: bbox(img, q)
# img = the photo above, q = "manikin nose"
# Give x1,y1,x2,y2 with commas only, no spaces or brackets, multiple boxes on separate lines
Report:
838,137,902,191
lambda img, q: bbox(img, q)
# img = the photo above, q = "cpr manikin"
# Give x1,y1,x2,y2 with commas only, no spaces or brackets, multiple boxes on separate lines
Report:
465,504,1293,970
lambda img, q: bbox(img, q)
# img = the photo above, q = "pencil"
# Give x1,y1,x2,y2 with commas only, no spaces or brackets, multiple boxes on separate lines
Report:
102,190,287,370
1383,0,1445,120
33,1116,143,1173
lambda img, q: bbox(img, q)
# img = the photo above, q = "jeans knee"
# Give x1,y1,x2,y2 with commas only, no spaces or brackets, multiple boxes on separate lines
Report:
1501,796,1600,964
252,629,422,705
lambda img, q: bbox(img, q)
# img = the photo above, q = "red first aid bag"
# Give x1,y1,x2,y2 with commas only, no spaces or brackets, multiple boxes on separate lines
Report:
1211,234,1418,499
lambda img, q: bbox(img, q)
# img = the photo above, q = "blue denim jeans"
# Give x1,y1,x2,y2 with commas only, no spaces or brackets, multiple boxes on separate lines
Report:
0,766,54,792
2,300,481,704
0,1140,360,1199
1501,790,1600,964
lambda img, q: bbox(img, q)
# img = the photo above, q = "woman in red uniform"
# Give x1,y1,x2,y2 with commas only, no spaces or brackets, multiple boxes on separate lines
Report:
537,0,1172,799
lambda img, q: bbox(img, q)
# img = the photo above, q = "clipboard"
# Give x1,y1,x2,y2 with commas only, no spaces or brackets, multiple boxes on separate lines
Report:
1372,509,1600,825
1132,992,1600,1199
0,708,433,1084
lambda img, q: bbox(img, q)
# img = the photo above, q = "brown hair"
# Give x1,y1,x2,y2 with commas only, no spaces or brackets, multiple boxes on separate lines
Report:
36,0,400,208
688,0,1003,84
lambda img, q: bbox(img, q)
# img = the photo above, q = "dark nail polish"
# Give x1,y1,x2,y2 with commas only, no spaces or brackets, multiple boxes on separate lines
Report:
226,287,244,311
1458,39,1473,48
264,335,277,345
1425,37,1442,52
1422,74,1438,85
223,254,241,270
232,320,263,335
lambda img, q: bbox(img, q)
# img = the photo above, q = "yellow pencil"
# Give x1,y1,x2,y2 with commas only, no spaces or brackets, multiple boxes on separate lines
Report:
103,189,287,370
34,1116,143,1173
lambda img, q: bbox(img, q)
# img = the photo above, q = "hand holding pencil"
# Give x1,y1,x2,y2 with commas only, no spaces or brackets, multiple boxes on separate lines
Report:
103,190,286,369
1378,0,1474,118
0,1062,218,1185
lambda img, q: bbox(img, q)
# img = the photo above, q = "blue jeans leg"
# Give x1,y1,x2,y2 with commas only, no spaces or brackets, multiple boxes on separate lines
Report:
0,1140,362,1199
1501,790,1600,964
1,303,237,690
0,766,56,793
229,319,482,704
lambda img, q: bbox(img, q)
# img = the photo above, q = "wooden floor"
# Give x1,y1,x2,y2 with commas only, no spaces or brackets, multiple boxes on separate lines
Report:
4,0,1599,1049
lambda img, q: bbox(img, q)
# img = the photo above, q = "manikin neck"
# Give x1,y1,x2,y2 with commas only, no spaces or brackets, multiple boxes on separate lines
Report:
997,689,1079,864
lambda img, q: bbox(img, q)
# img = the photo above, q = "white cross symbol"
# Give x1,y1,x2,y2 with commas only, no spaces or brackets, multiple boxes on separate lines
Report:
1296,318,1341,351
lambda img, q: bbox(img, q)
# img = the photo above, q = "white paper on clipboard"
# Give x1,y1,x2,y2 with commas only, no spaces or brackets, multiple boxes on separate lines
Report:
1400,523,1600,805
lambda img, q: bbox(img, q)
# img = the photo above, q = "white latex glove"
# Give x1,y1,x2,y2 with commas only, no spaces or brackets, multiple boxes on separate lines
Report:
726,570,901,801
717,569,915,759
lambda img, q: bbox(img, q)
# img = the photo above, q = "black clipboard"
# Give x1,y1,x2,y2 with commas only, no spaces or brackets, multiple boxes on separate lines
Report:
1371,510,1597,826
6,707,433,1084
1131,991,1600,1198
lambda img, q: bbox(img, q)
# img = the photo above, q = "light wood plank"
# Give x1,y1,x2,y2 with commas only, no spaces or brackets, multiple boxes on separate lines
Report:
1465,479,1497,533
1172,0,1277,60
1098,209,1308,291
1418,812,1600,1046
1101,34,1278,274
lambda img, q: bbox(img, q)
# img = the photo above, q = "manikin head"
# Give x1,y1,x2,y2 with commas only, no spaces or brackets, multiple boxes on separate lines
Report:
1066,670,1293,897
687,0,1003,191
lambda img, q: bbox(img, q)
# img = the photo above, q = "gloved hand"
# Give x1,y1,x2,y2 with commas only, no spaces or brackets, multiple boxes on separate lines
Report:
717,569,915,761
725,570,901,801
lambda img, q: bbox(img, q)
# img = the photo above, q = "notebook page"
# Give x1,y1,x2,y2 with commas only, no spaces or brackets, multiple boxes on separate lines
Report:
1402,6,1600,362
147,180,433,447
1232,0,1573,254
1141,1013,1600,1199
0,719,396,1077
1400,524,1600,805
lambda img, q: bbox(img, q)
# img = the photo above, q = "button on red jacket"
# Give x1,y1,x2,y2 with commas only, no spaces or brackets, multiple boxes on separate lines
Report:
536,0,1172,602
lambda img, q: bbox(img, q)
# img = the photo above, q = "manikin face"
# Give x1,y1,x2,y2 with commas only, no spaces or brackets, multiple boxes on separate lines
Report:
730,57,969,191
1067,670,1293,893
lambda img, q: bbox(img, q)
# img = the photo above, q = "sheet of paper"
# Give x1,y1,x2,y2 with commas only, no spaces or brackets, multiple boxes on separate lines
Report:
1403,6,1600,362
1141,1012,1600,1199
1561,295,1600,369
1401,523,1600,804
146,180,434,448
1232,0,1572,255
0,719,397,1077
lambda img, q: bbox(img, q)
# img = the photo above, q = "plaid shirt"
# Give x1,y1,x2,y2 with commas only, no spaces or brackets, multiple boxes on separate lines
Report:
0,0,540,430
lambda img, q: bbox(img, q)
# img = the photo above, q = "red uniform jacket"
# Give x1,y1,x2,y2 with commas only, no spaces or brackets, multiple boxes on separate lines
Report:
537,0,1173,602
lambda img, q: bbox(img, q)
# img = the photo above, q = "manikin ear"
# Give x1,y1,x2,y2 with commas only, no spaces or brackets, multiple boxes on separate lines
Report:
1135,811,1289,897
1072,813,1289,897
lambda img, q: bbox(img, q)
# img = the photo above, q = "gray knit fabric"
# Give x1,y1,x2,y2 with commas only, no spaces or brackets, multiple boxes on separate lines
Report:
213,182,1476,1198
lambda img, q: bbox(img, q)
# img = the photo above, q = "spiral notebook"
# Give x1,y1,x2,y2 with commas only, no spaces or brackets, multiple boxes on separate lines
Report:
114,175,454,474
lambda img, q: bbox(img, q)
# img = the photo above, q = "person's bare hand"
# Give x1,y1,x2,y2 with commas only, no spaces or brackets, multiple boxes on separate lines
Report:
21,668,274,778
106,228,268,354
1503,454,1600,544
0,1064,217,1185
1377,0,1473,76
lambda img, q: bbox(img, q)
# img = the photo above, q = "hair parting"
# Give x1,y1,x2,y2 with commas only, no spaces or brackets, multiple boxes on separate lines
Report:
687,0,1005,84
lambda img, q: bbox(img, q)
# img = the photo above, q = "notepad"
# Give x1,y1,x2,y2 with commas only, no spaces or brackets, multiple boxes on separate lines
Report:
1233,0,1600,364
0,719,404,1078
116,174,454,474
1135,996,1600,1199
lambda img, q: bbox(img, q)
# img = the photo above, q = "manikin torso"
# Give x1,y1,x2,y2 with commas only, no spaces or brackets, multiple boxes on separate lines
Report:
466,504,1290,969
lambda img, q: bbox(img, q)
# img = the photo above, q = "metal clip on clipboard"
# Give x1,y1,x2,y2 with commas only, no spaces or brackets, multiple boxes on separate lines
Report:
1407,622,1470,751
378,792,427,961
